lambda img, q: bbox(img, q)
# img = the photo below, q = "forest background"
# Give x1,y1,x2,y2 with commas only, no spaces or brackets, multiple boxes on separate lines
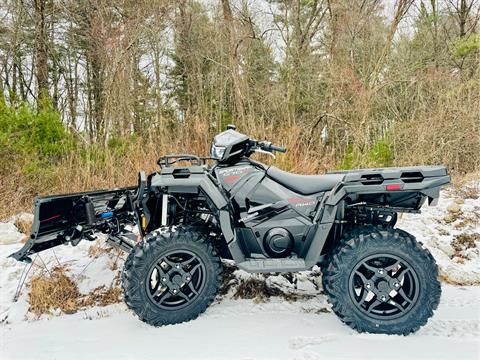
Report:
0,0,479,218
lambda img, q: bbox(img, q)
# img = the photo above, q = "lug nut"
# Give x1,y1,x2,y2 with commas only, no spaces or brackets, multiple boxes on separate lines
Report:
175,264,180,269
186,276,191,281
162,277,166,282
380,295,386,302
173,289,177,293
394,282,400,287
379,269,384,275
366,283,371,289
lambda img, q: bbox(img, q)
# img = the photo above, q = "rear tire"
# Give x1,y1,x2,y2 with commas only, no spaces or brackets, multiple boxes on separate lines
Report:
322,226,441,335
122,228,222,326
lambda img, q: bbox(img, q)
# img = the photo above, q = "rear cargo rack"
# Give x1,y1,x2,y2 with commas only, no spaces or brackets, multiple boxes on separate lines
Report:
401,171,424,183
360,174,384,185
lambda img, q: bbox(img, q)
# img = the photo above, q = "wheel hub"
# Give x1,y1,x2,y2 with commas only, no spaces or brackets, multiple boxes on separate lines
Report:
348,254,420,320
146,250,206,310
172,274,183,285
376,279,389,292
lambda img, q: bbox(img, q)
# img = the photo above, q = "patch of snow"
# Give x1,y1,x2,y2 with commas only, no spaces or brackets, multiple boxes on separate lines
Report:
0,285,478,360
0,223,23,245
397,183,480,285
7,212,34,225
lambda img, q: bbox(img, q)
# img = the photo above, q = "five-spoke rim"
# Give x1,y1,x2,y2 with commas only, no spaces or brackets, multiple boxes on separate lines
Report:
348,254,420,320
146,250,206,310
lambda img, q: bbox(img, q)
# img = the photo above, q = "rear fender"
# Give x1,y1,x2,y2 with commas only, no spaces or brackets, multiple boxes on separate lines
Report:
306,166,450,265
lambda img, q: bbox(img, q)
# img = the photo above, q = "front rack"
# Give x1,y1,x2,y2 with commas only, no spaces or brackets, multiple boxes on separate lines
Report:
157,154,216,168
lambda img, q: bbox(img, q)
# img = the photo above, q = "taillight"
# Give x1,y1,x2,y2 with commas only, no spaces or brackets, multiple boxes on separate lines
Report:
386,184,402,191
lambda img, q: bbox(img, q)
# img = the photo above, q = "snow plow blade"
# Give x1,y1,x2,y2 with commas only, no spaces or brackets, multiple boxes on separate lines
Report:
9,187,139,263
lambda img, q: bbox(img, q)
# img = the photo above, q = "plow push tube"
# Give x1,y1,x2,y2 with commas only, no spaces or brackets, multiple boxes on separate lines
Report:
9,186,137,263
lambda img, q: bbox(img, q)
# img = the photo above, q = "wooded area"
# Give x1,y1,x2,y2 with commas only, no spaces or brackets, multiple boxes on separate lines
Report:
0,0,479,218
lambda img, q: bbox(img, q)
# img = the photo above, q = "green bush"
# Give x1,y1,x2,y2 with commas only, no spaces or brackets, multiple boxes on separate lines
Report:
340,144,356,169
340,136,394,169
0,101,74,177
0,101,73,160
451,34,480,58
367,137,394,167
107,135,138,157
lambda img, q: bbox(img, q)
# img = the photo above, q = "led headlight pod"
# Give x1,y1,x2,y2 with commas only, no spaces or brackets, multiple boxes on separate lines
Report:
211,145,226,159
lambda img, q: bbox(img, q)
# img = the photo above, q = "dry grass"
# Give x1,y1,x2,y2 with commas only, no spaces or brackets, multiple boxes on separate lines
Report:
29,266,81,316
453,210,480,230
87,241,114,258
0,122,336,219
442,210,464,224
218,262,238,296
0,115,478,220
233,277,283,301
28,266,123,316
451,233,480,253
438,271,480,286
451,173,480,200
14,216,33,235
231,274,317,303
79,285,123,307
219,262,318,302
15,216,33,243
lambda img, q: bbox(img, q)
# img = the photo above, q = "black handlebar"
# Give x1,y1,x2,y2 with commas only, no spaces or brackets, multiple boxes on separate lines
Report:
269,144,287,153
258,141,287,153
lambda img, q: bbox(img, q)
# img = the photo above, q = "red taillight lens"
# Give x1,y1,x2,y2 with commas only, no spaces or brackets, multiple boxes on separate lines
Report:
386,184,402,191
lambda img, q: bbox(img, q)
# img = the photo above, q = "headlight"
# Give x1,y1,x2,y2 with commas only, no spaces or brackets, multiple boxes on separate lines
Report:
211,144,226,159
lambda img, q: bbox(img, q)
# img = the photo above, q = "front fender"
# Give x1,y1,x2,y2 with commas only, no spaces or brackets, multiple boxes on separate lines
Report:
150,168,245,262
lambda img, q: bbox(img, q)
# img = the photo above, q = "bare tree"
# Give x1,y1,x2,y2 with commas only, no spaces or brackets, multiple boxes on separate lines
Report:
34,0,49,104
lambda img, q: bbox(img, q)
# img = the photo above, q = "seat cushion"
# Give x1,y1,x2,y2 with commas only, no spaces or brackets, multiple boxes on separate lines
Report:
267,167,343,195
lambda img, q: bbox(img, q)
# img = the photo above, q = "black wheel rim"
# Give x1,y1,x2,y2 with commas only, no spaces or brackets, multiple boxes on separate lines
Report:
348,254,420,320
146,250,206,310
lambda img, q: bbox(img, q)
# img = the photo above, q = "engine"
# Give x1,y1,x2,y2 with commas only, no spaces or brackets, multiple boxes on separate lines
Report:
263,228,294,258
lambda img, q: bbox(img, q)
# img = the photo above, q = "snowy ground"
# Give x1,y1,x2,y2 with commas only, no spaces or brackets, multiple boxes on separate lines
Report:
0,185,479,360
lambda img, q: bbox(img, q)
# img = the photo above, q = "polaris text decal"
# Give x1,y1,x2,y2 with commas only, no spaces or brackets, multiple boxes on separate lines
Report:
287,197,316,207
218,166,253,183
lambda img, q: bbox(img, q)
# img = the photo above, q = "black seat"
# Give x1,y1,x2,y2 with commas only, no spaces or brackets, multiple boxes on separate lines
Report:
267,167,344,195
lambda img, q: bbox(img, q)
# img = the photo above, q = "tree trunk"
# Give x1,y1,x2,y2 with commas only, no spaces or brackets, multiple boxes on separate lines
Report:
459,0,467,37
221,0,245,121
90,54,104,141
34,0,49,105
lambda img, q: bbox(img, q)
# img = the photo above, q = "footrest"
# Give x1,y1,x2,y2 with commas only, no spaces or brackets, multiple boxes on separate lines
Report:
237,258,307,273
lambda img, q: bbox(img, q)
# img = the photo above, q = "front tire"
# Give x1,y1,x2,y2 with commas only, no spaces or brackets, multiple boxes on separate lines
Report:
122,228,222,326
322,226,441,335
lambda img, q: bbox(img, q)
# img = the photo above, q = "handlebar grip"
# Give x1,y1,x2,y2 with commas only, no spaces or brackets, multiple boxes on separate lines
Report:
269,144,287,153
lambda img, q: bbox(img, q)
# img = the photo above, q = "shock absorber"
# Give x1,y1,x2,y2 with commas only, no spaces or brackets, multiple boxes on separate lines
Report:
161,194,169,226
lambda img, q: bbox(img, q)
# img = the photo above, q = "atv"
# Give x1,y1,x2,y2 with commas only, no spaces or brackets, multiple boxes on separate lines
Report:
11,125,450,335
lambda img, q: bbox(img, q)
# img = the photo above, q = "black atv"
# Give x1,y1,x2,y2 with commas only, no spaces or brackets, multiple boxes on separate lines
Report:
11,125,450,335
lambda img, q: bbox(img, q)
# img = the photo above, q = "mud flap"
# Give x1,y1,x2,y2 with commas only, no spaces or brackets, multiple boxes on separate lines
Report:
9,187,137,263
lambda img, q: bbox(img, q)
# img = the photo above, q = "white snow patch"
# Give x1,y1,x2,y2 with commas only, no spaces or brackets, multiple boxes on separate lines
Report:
0,223,23,245
397,183,480,285
0,285,478,360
